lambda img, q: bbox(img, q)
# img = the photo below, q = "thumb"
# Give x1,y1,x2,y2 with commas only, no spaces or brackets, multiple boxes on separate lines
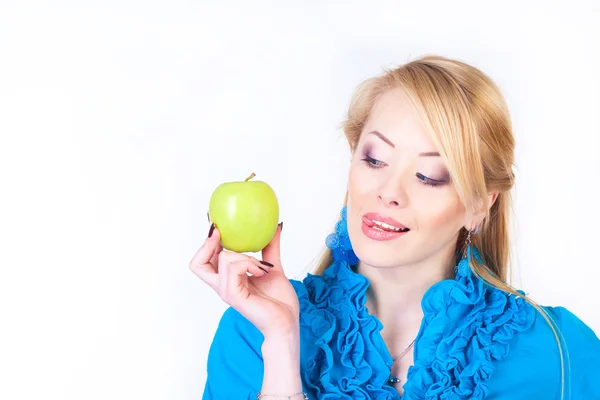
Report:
261,222,282,265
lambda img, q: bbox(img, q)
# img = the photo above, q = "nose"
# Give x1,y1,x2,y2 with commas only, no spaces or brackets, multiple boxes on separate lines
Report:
378,179,408,208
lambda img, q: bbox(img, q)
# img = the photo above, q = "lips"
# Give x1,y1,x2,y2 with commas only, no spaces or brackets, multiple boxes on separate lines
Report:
363,213,410,232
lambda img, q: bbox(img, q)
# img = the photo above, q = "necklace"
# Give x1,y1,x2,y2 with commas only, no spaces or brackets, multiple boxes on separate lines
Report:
387,339,416,385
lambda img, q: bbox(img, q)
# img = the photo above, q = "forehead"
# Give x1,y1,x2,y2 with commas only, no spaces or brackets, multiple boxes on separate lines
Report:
362,87,435,150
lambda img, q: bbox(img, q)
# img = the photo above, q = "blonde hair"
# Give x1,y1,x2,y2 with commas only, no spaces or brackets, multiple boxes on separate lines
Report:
314,55,569,398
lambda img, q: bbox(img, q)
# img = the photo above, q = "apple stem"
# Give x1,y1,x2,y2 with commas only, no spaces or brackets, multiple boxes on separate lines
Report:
244,172,256,182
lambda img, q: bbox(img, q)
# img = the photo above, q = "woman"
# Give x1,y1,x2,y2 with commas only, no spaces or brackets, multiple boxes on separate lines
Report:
190,55,600,399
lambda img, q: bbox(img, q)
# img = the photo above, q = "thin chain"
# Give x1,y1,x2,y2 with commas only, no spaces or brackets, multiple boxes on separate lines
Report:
388,338,417,385
391,338,416,363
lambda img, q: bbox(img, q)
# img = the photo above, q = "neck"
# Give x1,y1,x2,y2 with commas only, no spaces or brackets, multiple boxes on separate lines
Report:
356,247,457,326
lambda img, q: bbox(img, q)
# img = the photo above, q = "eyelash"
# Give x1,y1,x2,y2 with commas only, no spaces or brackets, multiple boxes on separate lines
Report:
361,155,445,187
362,154,385,168
416,172,444,187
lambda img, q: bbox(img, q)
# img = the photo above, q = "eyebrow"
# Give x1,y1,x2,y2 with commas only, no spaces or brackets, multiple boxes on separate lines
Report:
368,130,395,148
367,130,440,157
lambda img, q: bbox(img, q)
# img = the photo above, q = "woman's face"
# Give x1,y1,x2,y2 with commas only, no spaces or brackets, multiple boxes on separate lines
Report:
347,87,471,270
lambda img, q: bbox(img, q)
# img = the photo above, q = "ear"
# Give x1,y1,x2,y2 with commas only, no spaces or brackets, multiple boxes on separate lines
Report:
487,191,499,210
464,191,499,231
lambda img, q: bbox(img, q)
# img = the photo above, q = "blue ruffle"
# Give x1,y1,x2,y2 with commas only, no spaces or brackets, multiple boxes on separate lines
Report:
296,259,398,399
295,249,536,399
325,206,360,266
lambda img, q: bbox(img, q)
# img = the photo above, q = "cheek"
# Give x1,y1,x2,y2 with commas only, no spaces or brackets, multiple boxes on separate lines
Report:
347,165,375,234
415,190,465,231
348,163,377,197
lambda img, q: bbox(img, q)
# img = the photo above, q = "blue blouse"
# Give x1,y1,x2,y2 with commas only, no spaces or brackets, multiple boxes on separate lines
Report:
202,254,600,399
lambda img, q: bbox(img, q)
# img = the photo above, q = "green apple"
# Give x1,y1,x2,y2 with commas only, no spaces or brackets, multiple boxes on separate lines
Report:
208,172,279,253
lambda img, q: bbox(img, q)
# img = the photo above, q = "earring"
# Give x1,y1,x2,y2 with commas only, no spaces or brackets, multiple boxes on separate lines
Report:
326,205,359,265
463,225,480,260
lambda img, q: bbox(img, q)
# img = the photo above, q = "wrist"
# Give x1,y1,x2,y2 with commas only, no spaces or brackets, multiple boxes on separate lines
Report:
261,329,300,362
261,329,302,394
263,322,299,343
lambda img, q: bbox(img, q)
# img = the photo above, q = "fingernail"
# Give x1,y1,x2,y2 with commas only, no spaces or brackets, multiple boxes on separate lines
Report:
208,222,215,238
260,260,274,268
258,266,269,274
278,221,283,232
207,211,210,223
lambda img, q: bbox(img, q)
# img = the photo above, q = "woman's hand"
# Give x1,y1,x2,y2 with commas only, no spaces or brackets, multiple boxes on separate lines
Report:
189,222,300,338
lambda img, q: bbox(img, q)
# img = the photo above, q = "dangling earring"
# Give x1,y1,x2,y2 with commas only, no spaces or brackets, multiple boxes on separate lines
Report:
464,228,473,260
463,224,480,260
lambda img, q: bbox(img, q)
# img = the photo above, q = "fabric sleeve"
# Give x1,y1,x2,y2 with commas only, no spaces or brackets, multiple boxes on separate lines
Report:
547,306,600,399
202,307,265,400
487,305,600,399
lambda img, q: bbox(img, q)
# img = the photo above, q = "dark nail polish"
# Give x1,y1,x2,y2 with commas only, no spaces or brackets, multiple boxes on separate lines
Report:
208,223,215,238
260,260,274,268
258,266,269,274
278,221,283,232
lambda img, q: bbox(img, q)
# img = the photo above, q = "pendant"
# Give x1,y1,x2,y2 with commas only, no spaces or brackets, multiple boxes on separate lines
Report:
388,375,401,384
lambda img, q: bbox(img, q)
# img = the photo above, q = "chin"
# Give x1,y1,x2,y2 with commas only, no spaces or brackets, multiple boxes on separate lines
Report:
351,241,412,269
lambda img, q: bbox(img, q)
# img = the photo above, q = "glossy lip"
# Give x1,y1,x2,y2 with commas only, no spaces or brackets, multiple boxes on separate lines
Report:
361,213,410,241
363,213,409,230
361,219,410,241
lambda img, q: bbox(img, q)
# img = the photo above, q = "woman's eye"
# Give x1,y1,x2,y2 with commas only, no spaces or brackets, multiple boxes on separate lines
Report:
361,154,385,169
360,156,447,188
416,172,445,187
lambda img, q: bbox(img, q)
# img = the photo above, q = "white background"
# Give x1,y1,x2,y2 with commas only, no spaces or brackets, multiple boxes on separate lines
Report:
1,1,599,399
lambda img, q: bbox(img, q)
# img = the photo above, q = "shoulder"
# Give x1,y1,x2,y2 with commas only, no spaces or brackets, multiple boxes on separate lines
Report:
203,307,264,399
488,303,600,399
543,306,600,347
206,305,264,362
518,305,600,369
514,304,599,352
543,306,600,395
209,306,264,350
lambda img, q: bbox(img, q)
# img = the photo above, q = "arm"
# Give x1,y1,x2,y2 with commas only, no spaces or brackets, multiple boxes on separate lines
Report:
261,327,303,395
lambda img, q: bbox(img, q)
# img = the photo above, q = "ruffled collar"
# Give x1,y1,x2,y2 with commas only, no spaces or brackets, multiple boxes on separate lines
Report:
292,251,536,399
